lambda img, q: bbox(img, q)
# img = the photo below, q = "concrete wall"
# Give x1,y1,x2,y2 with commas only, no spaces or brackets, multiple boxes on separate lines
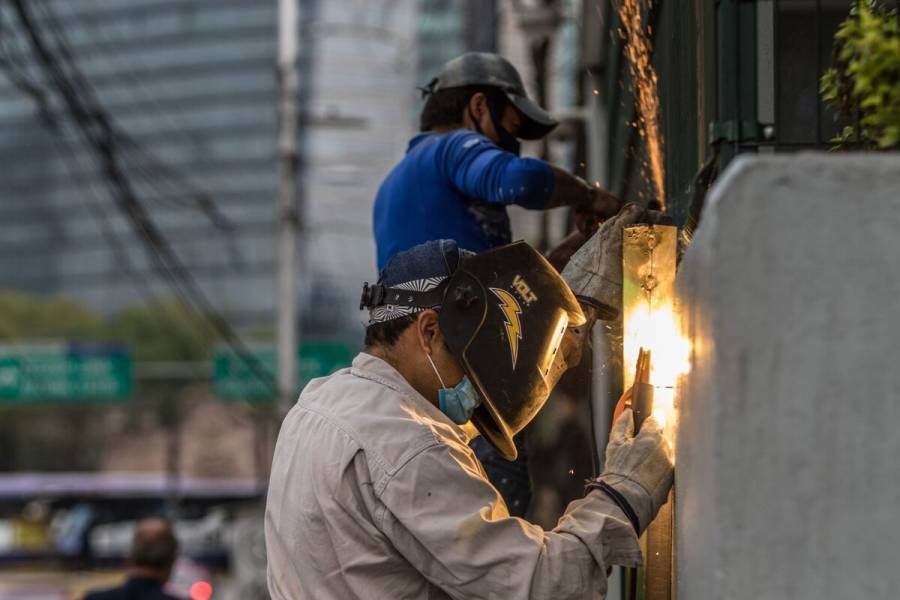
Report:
675,153,900,599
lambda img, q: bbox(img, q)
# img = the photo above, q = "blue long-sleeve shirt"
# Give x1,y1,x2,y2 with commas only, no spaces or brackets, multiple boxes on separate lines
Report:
374,130,555,269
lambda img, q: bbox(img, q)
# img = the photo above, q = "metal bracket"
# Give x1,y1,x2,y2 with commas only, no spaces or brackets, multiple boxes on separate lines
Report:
708,120,775,145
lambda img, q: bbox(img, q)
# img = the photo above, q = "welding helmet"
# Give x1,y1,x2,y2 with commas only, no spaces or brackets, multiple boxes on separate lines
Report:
361,240,585,460
421,52,558,141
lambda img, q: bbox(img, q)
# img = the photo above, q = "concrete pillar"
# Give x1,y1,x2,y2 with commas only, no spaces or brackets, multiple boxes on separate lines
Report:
675,153,900,599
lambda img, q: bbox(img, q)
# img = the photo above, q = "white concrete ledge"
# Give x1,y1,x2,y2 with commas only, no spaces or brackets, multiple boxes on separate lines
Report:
675,153,900,599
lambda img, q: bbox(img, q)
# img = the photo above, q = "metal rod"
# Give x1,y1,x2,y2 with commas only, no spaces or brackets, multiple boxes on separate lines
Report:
734,0,741,158
623,224,678,600
773,0,780,149
814,0,822,146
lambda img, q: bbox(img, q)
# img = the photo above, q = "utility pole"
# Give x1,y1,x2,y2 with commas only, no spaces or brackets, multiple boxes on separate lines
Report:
277,0,299,420
514,0,562,252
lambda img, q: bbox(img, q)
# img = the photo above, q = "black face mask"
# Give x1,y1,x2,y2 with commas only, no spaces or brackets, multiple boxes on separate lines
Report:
469,98,521,156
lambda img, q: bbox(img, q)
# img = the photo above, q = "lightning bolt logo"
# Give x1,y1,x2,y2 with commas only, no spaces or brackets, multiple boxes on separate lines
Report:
490,287,523,370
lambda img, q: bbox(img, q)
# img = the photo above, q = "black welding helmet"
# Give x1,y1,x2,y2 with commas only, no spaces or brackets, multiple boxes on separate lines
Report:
360,240,585,460
440,242,585,459
421,52,558,140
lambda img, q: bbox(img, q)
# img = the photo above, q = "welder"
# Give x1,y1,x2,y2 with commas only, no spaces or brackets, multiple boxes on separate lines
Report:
373,51,622,514
266,204,674,599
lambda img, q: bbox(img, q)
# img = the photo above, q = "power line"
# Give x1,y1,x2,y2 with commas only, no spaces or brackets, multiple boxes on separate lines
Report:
29,0,235,229
0,54,220,365
4,0,277,395
0,22,224,364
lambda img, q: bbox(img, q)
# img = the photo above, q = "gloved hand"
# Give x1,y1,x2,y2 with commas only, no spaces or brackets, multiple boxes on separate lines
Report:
589,186,622,220
560,203,644,320
561,203,674,320
589,408,673,535
545,229,589,273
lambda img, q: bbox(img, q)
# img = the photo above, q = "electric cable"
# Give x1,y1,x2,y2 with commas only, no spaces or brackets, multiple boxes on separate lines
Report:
6,0,277,395
0,31,222,362
32,0,235,228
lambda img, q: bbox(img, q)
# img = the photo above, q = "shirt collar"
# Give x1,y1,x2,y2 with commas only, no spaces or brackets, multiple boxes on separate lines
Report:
350,352,471,442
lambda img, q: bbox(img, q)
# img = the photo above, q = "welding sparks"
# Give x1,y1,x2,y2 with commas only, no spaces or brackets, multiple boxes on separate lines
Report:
616,0,666,209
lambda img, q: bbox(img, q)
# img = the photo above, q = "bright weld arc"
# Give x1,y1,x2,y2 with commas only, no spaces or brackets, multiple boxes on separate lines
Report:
624,303,689,438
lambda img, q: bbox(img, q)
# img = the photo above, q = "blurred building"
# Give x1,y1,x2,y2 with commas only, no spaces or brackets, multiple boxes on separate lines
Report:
0,0,584,344
0,0,419,344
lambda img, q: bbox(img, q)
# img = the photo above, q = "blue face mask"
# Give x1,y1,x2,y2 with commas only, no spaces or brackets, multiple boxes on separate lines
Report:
426,353,481,424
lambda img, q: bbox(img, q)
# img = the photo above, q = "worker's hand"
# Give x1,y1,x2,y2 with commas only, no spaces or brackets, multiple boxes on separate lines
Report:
560,202,645,320
545,229,589,272
594,408,673,534
570,189,622,237
573,206,601,237
590,186,622,219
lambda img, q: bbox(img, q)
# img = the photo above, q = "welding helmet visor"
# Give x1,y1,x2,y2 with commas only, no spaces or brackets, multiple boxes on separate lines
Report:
438,242,585,460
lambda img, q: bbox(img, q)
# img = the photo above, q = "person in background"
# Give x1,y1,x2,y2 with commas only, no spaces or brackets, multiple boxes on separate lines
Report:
83,517,179,600
373,51,622,515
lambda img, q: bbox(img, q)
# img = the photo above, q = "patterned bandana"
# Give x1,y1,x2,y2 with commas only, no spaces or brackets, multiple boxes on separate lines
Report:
366,240,472,324
368,276,446,324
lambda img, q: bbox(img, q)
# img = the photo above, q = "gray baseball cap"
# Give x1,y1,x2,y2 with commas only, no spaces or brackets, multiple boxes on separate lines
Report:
423,52,558,140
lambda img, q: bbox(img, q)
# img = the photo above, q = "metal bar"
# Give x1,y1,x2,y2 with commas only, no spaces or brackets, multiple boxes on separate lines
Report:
738,140,868,150
605,0,628,199
646,497,674,599
814,0,822,146
623,224,678,600
756,0,775,154
773,0,780,149
611,0,664,206
733,0,741,158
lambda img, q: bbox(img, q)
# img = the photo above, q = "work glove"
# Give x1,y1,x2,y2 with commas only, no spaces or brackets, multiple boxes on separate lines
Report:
561,203,673,320
560,203,644,320
588,408,673,535
545,229,589,272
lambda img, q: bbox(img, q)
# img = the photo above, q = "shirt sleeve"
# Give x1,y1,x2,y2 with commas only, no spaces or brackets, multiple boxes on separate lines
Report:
436,131,555,209
376,441,642,600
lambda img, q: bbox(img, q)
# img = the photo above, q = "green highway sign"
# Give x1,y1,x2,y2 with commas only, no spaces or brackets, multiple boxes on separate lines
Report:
212,341,353,402
0,342,133,403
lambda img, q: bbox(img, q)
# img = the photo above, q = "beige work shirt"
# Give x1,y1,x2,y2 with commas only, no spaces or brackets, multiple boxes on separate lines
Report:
265,352,641,599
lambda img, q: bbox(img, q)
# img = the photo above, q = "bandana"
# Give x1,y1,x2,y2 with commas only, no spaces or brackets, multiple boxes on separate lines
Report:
368,276,447,324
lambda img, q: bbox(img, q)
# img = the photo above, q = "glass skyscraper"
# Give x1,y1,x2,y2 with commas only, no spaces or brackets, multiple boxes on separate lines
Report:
0,0,419,342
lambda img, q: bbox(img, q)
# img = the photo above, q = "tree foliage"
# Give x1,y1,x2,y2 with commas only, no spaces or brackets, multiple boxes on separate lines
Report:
821,1,900,149
108,299,214,362
0,291,213,360
0,291,105,341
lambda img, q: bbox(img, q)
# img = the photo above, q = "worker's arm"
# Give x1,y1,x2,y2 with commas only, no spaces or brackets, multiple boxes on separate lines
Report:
438,131,619,216
545,165,621,217
377,434,655,599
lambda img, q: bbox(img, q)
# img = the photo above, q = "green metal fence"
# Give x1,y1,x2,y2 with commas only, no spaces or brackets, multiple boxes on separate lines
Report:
600,0,858,227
